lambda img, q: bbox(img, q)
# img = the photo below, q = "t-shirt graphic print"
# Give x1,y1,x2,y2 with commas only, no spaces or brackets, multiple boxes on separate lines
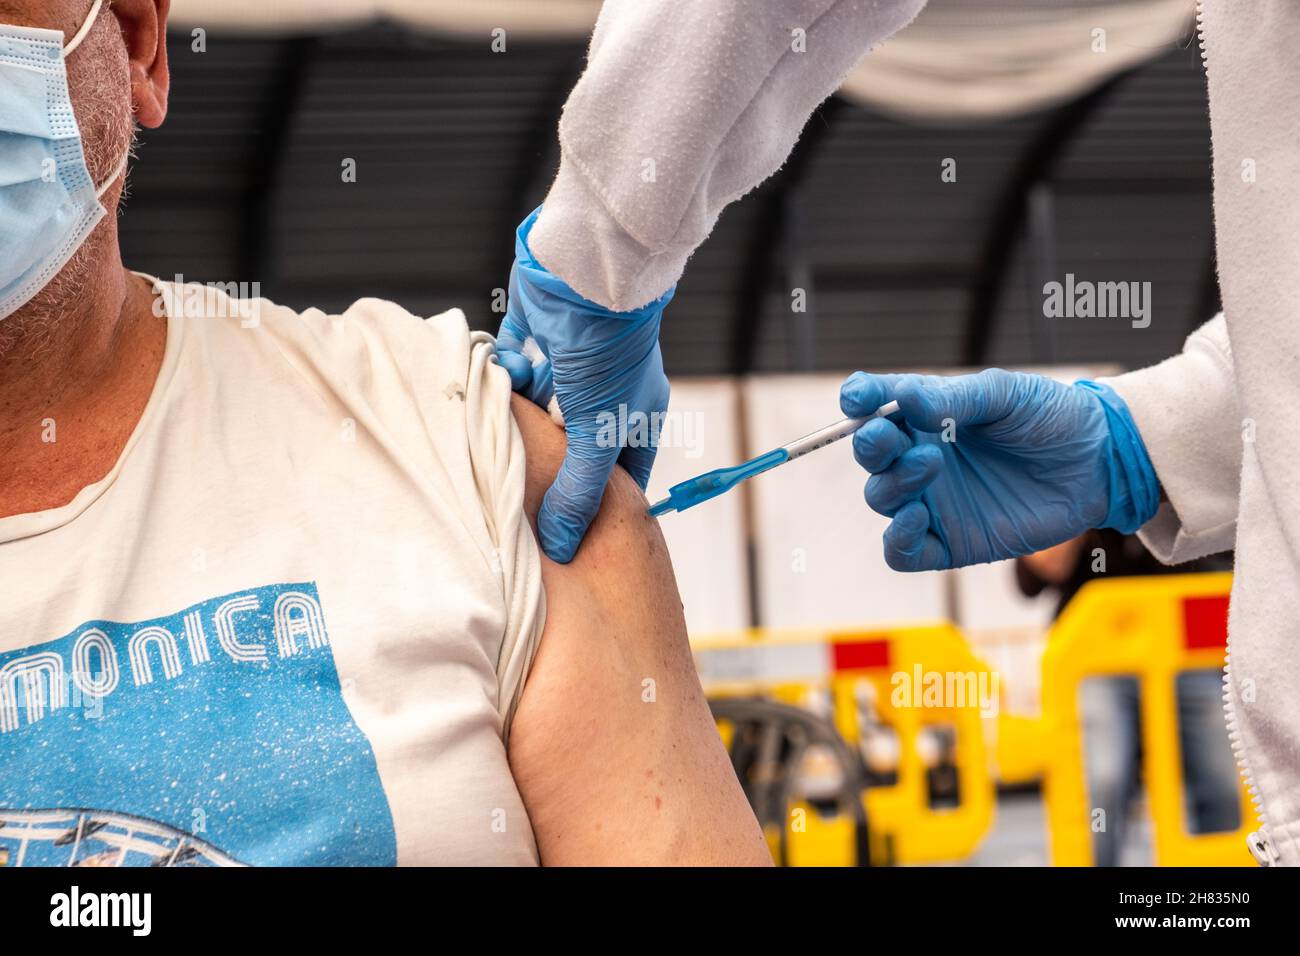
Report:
0,582,397,867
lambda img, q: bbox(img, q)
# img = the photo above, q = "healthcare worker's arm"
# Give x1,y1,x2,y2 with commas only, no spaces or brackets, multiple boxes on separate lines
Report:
507,396,771,865
501,0,929,565
530,0,930,312
839,316,1241,571
839,370,1161,570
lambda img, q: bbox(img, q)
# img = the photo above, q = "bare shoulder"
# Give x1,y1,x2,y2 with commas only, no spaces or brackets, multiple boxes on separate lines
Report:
507,396,770,866
509,395,656,566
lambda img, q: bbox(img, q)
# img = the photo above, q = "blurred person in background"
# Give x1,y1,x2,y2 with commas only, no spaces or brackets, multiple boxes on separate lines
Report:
1016,533,1238,866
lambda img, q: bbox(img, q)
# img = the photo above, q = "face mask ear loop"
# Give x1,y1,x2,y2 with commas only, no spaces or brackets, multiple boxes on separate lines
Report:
62,0,128,199
95,148,130,200
63,0,105,58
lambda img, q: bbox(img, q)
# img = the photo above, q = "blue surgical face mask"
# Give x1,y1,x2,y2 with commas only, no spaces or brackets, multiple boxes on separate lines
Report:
0,0,129,321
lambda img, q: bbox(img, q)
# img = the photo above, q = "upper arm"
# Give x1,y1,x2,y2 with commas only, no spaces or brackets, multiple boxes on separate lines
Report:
506,396,770,866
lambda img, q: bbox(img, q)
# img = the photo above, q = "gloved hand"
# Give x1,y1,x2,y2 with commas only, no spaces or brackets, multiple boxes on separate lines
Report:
839,369,1160,571
496,208,676,564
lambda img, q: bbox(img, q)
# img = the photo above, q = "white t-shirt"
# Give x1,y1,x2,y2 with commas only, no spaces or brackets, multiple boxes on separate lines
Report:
0,278,545,867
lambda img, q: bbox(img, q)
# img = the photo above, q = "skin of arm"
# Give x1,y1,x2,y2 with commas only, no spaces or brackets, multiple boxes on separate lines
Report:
506,396,771,866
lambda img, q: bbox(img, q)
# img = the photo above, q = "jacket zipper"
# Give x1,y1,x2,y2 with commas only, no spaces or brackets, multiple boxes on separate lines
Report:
1195,0,1277,867
1224,646,1277,865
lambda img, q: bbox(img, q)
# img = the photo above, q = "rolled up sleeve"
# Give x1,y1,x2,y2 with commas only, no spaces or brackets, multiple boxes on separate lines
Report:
1101,314,1242,563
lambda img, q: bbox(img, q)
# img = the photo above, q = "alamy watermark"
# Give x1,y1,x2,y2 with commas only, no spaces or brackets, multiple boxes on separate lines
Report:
50,886,151,937
151,275,263,328
890,665,1000,718
596,404,705,459
1043,273,1151,329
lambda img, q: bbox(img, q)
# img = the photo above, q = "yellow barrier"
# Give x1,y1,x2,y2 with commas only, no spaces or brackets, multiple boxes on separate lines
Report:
995,713,1048,786
1040,573,1254,866
695,623,995,865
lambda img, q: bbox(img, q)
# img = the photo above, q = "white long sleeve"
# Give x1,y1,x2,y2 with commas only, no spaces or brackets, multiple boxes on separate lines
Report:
1101,314,1242,564
529,0,929,311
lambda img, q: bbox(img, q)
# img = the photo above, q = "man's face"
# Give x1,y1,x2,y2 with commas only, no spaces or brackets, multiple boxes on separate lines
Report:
0,0,134,196
0,1,91,36
0,0,136,339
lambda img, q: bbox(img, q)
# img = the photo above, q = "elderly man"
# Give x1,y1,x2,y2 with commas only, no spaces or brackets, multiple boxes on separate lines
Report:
0,0,769,867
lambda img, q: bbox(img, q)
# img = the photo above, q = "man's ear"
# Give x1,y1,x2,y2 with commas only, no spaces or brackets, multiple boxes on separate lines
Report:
110,0,171,129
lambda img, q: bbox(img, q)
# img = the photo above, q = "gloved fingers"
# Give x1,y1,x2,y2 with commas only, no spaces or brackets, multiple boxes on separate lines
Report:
883,500,950,572
615,361,669,492
618,440,658,492
494,312,530,353
537,436,620,564
840,371,908,418
894,368,1021,433
494,348,535,392
524,354,556,410
864,444,943,516
495,313,557,408
852,416,912,473
494,313,533,388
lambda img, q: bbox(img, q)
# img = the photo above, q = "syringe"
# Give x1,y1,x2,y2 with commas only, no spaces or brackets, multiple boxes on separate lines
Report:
647,400,901,518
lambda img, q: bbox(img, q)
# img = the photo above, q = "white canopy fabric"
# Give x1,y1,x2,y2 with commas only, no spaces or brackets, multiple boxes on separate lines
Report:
166,0,605,39
166,0,1200,122
844,0,1200,122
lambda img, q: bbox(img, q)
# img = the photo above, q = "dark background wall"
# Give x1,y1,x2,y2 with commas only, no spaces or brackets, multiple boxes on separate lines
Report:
121,24,1216,378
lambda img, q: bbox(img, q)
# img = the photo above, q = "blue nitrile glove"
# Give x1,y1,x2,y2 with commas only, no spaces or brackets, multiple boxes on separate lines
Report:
496,207,676,564
839,369,1159,572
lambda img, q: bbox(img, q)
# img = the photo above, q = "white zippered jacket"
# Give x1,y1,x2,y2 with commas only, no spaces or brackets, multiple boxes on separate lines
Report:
1105,0,1298,867
530,0,1298,866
